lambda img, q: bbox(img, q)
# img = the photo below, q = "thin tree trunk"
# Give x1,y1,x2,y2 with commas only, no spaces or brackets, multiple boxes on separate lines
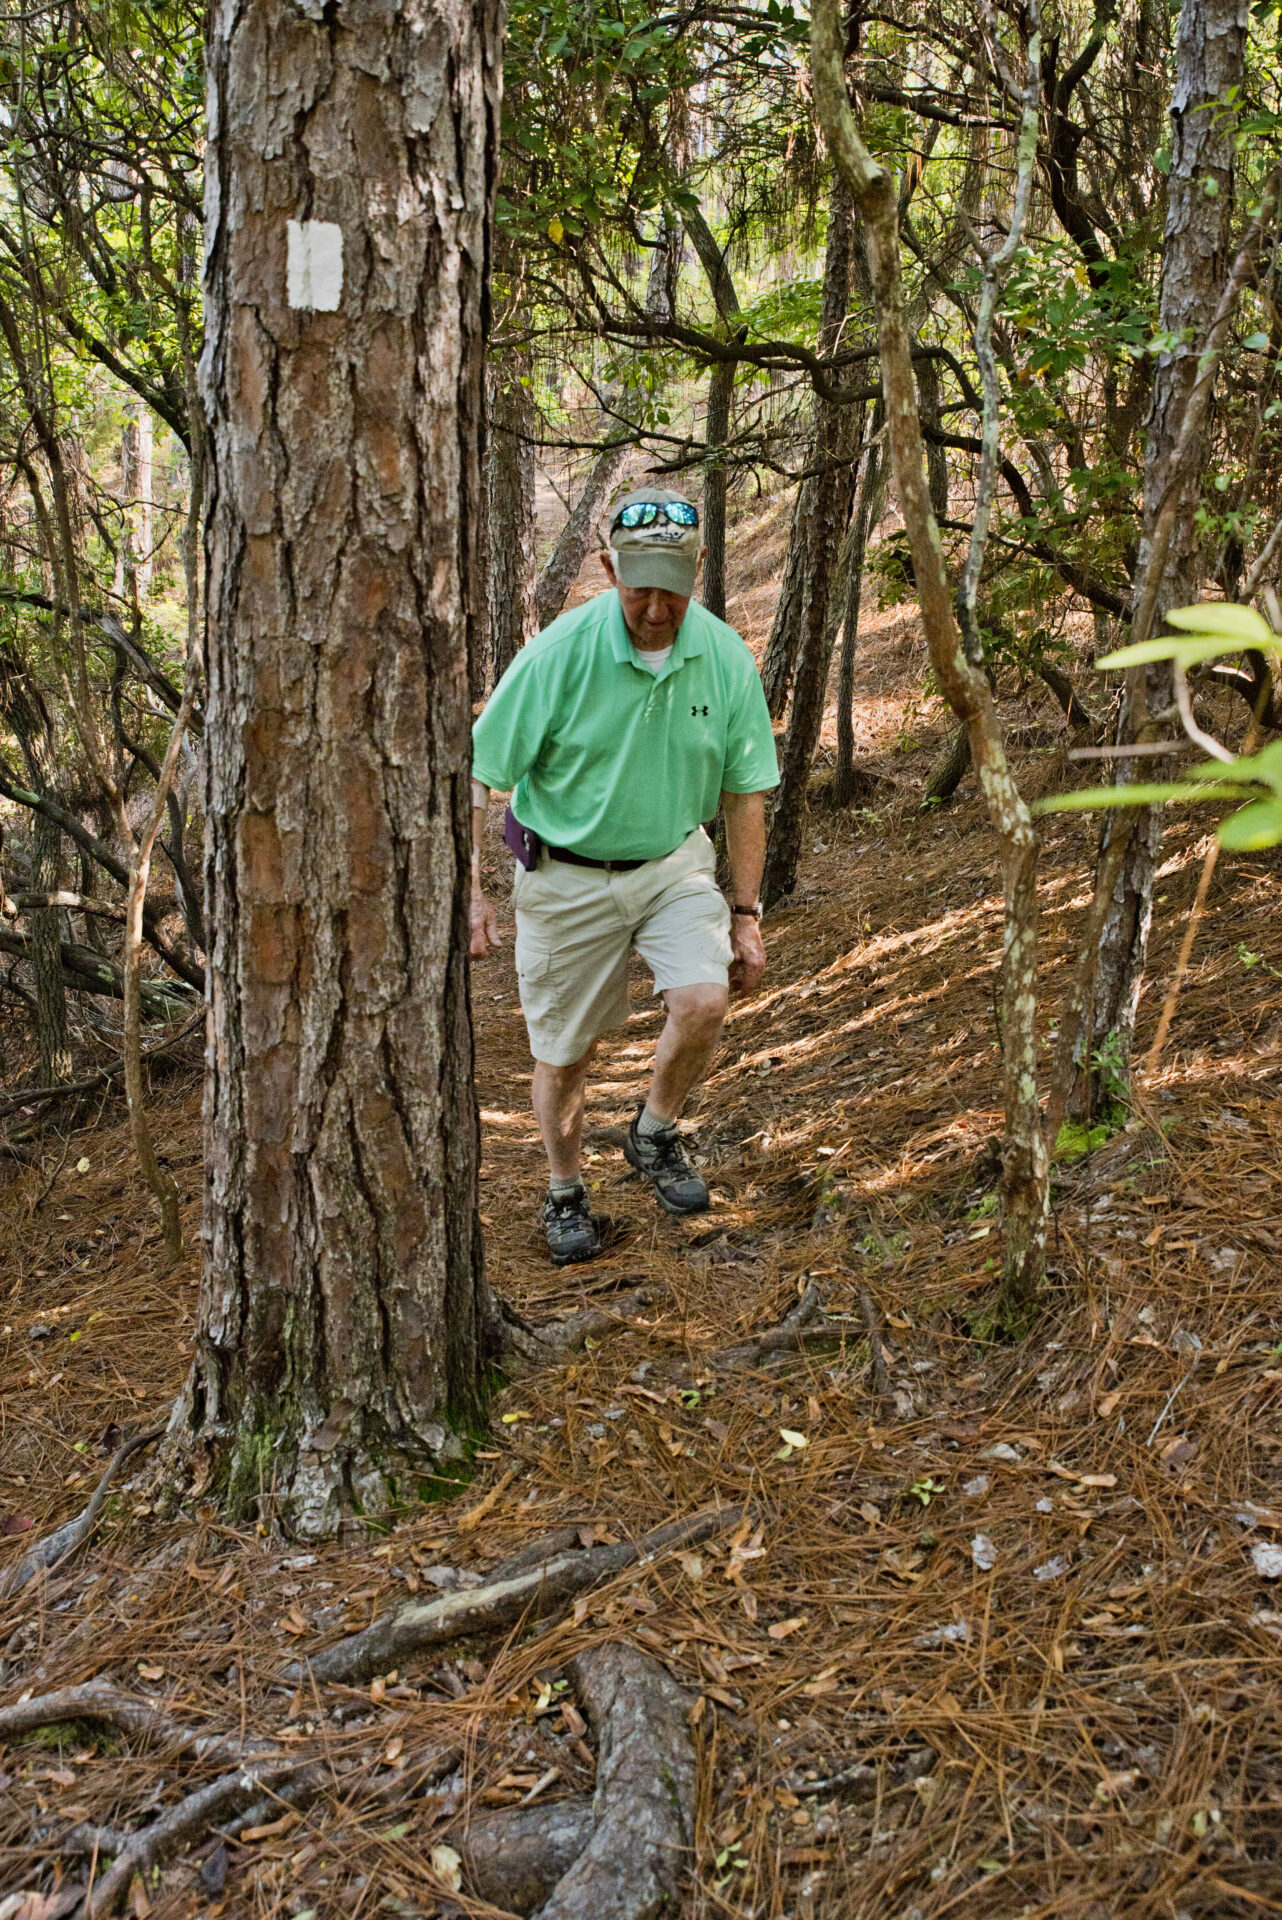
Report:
1079,0,1245,1115
534,430,628,632
920,722,972,808
681,202,743,626
701,360,734,621
0,652,70,1085
487,352,537,685
761,175,862,908
760,482,810,717
813,0,1048,1321
184,0,498,1535
833,418,885,807
30,806,71,1087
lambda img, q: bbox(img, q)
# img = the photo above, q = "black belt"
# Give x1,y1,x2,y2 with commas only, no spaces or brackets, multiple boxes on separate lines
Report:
547,843,670,873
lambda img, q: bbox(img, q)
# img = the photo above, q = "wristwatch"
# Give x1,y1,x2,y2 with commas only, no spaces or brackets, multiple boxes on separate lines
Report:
731,903,762,919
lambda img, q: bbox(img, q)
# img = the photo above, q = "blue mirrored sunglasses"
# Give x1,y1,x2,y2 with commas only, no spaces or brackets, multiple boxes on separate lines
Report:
613,500,699,530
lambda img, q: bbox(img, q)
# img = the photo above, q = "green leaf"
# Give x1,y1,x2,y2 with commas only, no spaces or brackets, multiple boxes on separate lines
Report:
1204,739,1282,787
1033,782,1234,815
1165,601,1277,646
1243,331,1272,351
1218,796,1282,850
1096,635,1257,671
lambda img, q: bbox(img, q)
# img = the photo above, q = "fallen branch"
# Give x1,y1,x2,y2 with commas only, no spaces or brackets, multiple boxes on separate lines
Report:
284,1506,743,1687
0,1428,163,1601
0,926,192,1013
0,1011,203,1123
534,1642,695,1920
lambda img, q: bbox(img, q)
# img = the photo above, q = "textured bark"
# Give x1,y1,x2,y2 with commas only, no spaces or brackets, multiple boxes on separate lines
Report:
1082,0,1246,1111
0,656,71,1084
833,420,885,807
920,722,972,808
463,1797,595,1912
760,480,810,716
186,0,498,1534
488,350,538,682
30,803,71,1086
761,175,861,908
916,355,949,522
701,360,734,620
534,430,628,632
533,1644,695,1920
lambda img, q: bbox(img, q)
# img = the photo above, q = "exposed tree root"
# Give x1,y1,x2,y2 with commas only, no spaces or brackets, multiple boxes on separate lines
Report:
0,1681,276,1765
532,1643,696,1920
285,1505,742,1687
858,1286,894,1413
490,1287,662,1368
81,1752,320,1916
461,1796,595,1912
0,1428,163,1600
709,1283,863,1370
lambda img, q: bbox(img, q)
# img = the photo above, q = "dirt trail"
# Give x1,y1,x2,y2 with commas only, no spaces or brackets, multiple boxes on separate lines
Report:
3,501,1282,1917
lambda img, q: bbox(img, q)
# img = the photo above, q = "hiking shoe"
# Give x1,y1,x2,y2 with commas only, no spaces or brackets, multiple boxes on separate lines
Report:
623,1110,711,1216
541,1187,602,1266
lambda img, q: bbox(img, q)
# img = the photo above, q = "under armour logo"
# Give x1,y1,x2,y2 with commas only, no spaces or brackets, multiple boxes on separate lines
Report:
692,704,708,716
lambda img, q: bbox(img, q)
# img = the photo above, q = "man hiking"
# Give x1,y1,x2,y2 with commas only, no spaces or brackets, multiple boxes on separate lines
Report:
470,486,779,1265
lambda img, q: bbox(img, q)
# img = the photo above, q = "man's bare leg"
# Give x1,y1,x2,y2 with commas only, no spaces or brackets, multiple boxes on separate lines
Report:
531,1042,598,1183
646,983,729,1122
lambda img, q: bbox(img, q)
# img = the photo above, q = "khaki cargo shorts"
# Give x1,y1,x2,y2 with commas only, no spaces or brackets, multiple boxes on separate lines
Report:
512,827,732,1066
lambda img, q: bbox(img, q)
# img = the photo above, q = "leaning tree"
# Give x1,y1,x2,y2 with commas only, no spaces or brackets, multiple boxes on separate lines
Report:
173,0,501,1535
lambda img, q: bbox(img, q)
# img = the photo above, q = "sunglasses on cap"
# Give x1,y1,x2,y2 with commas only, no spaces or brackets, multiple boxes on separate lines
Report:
612,500,699,530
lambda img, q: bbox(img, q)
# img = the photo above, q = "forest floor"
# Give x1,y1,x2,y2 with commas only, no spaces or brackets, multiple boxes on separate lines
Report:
3,492,1282,1920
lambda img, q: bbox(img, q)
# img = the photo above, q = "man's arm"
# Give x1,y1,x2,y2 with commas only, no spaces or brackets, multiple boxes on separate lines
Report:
720,789,767,996
470,780,502,959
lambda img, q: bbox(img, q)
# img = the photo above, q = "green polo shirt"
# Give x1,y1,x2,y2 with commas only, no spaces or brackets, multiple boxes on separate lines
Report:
471,589,779,861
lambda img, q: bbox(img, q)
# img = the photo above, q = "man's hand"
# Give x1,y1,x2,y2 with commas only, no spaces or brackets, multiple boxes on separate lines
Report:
728,912,766,997
470,891,502,959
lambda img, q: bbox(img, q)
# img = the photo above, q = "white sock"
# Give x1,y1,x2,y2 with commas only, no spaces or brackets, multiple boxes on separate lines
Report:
548,1173,583,1198
637,1105,677,1139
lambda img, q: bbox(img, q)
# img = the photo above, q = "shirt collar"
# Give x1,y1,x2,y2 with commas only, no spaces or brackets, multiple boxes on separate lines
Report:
608,592,706,676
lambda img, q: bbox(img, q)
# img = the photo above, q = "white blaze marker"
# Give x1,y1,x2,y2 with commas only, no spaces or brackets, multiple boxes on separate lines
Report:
286,219,344,311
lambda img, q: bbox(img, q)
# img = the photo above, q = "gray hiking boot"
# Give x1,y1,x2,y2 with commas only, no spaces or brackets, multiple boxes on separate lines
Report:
623,1109,710,1216
541,1187,602,1266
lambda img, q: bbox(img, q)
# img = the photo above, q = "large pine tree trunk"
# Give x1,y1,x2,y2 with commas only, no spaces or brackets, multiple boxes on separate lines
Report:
1079,0,1245,1112
487,352,537,684
185,0,498,1536
761,177,861,907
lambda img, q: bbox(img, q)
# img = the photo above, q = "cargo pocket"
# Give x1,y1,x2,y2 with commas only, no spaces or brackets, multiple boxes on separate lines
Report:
514,941,562,1026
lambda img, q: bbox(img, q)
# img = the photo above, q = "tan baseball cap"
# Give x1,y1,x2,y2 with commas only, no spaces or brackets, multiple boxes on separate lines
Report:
608,487,701,596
